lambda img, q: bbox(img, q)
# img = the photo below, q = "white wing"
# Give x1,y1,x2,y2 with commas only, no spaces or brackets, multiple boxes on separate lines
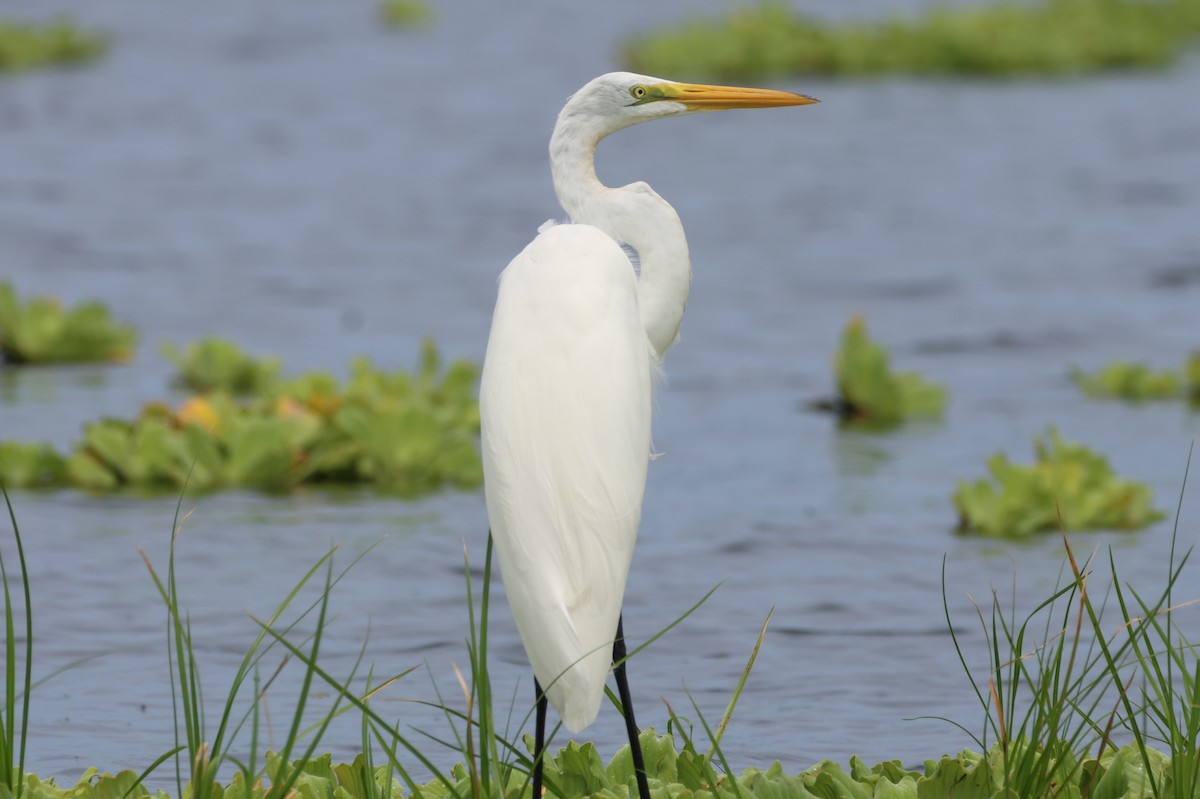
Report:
480,223,652,732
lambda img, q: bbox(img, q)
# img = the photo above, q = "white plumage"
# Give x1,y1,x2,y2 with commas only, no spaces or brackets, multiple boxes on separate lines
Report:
481,224,651,730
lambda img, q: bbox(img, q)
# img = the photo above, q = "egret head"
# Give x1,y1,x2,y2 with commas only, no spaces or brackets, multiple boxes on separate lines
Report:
559,71,818,138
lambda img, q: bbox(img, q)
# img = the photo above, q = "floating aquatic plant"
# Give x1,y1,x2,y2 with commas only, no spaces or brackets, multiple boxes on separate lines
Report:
0,442,66,489
0,282,136,365
1070,353,1200,404
622,0,1200,80
379,0,432,28
10,340,482,495
953,427,1164,536
162,336,282,395
823,315,945,429
1070,360,1182,402
0,17,107,73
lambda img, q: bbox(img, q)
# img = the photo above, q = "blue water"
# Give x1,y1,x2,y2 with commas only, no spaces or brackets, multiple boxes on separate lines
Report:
2,0,1200,785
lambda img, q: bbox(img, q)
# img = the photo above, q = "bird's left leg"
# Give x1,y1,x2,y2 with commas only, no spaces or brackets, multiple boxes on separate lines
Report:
531,677,548,799
613,615,652,799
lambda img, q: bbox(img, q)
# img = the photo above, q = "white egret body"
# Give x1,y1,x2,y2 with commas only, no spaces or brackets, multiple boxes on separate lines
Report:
480,72,816,737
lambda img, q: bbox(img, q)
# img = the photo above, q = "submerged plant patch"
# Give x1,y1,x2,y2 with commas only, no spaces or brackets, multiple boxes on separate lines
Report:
823,315,945,429
622,0,1200,80
0,17,107,73
0,281,136,365
953,427,1164,536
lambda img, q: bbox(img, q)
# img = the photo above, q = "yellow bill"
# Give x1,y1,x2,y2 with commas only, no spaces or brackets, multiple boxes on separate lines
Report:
636,81,818,110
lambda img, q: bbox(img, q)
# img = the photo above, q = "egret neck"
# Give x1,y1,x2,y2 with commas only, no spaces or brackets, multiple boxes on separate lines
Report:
548,107,691,361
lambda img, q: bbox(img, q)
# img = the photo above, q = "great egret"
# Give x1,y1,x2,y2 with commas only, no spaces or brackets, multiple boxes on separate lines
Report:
480,72,816,799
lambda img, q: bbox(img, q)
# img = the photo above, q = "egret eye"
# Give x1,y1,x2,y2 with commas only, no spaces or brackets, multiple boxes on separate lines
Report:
630,85,648,100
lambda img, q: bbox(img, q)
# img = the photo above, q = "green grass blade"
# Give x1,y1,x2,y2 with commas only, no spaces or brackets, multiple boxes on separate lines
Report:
248,614,459,799
618,582,722,666
704,607,772,761
1,485,34,799
119,745,187,799
268,558,334,797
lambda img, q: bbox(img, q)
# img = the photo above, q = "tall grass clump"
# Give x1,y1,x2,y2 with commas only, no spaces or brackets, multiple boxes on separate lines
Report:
942,463,1200,797
623,0,1200,80
131,489,472,799
139,495,365,799
254,536,529,799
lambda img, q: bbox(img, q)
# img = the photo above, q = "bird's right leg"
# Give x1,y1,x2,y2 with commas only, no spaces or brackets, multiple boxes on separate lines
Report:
532,676,548,799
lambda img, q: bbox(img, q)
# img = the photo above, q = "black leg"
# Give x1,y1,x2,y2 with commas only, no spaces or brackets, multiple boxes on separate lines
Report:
613,615,652,799
532,677,548,799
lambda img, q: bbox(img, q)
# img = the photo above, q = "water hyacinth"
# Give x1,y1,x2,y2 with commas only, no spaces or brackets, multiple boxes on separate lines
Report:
1070,360,1182,402
2,340,482,496
953,427,1164,536
0,281,136,365
0,17,107,73
622,0,1200,80
378,0,432,28
0,442,65,490
162,337,283,395
823,315,945,429
1186,352,1200,403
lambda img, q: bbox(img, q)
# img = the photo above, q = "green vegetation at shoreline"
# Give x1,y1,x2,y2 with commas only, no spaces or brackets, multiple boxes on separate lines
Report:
5,739,1197,799
0,282,136,365
0,17,107,73
954,427,1164,536
622,0,1200,80
2,488,1199,799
